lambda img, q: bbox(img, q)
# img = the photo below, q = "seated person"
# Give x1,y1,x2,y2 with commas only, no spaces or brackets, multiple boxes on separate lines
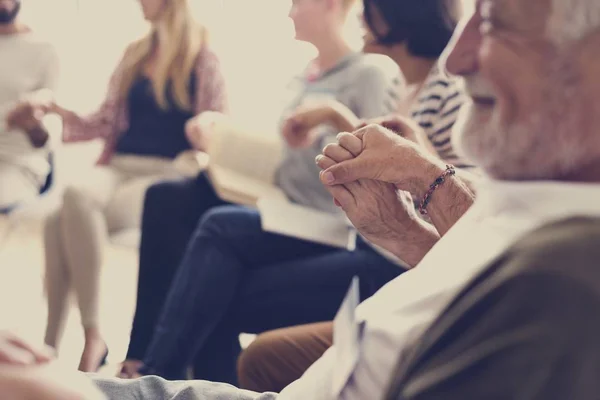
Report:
40,0,227,372
90,0,600,397
237,0,470,391
119,0,403,383
0,0,60,210
10,1,600,398
93,217,600,400
385,216,600,400
285,0,468,168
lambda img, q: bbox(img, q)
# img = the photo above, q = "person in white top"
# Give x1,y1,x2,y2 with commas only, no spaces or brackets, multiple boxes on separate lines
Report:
5,0,600,398
0,0,60,210
309,0,600,398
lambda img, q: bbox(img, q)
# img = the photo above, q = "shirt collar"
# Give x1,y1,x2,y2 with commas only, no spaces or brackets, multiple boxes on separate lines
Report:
473,178,600,222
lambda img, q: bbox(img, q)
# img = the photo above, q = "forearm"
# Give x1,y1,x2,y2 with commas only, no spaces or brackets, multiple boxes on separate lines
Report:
365,218,441,268
386,221,440,267
329,102,360,132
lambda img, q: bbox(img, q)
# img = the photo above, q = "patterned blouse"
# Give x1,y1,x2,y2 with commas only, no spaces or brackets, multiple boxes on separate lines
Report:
62,45,228,165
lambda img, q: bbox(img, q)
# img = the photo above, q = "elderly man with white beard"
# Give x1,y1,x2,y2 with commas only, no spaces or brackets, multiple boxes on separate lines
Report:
312,0,600,398
23,0,599,398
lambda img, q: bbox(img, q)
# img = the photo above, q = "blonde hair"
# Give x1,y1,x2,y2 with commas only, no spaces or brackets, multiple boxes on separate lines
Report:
118,0,206,111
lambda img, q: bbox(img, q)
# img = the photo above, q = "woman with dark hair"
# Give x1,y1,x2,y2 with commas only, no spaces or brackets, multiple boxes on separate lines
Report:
285,0,468,168
236,0,472,393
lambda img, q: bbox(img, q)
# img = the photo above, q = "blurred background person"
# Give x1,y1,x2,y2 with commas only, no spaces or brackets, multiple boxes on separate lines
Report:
41,0,227,373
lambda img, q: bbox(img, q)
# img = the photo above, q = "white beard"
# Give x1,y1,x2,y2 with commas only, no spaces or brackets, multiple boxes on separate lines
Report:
453,62,594,181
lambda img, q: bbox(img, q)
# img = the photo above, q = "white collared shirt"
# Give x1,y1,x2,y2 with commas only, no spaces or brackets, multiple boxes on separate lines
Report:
278,179,600,400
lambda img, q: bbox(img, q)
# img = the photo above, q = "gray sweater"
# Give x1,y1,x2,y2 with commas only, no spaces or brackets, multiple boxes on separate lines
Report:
275,53,401,214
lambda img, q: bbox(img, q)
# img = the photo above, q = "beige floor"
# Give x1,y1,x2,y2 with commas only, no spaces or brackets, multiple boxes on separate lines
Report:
0,215,139,375
0,212,255,377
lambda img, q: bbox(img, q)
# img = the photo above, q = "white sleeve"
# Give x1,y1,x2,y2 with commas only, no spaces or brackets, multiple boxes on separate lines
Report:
278,325,403,400
38,43,62,146
278,347,337,400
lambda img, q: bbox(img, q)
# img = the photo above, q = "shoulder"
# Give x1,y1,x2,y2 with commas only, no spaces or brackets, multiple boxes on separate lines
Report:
501,217,600,289
351,53,402,84
14,32,58,60
194,44,223,71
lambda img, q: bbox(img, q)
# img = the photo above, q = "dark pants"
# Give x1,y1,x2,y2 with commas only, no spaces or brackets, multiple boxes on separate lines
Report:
126,172,404,384
126,173,229,361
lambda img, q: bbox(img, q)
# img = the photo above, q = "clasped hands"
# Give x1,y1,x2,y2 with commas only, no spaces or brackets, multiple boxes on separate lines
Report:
315,117,442,267
5,89,55,132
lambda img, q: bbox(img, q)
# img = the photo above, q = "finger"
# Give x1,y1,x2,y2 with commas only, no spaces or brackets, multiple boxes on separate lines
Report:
8,336,52,363
33,108,45,122
381,116,418,136
320,157,373,185
337,132,362,156
352,123,375,140
324,184,356,211
323,143,353,163
355,120,368,130
0,345,36,365
315,154,336,170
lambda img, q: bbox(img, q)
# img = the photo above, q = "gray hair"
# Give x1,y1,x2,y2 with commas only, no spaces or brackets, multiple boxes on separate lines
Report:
547,0,600,45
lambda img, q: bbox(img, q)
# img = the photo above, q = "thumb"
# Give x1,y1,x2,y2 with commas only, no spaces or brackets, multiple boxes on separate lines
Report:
320,157,373,185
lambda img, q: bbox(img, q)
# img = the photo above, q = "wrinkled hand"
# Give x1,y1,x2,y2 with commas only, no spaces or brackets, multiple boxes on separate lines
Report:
185,111,225,151
356,113,423,144
316,133,425,259
319,124,442,195
281,104,332,148
0,331,53,366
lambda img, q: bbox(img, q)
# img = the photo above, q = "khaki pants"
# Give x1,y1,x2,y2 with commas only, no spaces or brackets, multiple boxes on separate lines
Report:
43,155,181,349
237,322,333,393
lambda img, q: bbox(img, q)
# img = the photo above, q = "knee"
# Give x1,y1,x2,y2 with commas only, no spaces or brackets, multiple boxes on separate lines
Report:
197,207,231,236
61,185,87,211
144,181,175,209
237,331,284,391
143,177,198,217
197,206,258,238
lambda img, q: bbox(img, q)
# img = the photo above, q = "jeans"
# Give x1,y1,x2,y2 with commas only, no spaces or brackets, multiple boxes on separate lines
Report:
138,204,404,383
126,172,229,362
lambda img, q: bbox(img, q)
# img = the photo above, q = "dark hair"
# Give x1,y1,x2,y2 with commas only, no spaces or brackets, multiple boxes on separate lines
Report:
363,0,458,59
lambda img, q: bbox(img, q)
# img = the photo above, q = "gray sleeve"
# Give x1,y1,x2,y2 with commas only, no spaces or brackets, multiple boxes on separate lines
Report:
317,61,400,150
386,273,600,400
92,375,279,400
349,63,401,120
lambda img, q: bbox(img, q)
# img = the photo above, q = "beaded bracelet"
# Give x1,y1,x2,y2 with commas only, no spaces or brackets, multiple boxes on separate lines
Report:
418,165,456,215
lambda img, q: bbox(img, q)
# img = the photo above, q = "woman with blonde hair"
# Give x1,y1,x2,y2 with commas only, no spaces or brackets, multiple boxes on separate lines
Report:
42,0,227,372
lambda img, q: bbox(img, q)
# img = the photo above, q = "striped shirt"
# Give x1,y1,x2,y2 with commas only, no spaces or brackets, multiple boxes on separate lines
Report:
410,66,472,169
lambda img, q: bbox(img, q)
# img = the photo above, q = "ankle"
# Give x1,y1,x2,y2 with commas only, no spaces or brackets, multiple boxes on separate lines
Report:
83,326,104,344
